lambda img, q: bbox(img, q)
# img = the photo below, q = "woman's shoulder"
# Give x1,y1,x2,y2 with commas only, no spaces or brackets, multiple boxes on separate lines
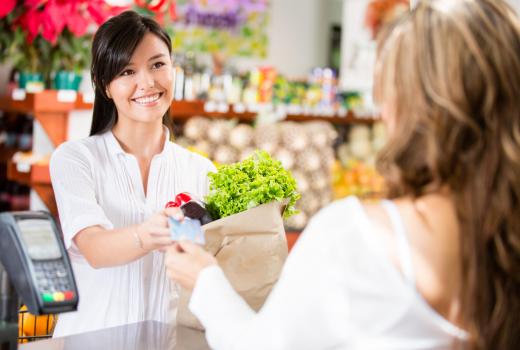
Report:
50,135,103,167
308,196,368,228
300,196,374,247
290,196,381,272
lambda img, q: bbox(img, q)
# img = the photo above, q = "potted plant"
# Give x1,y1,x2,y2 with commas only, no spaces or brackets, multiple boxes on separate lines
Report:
0,0,126,91
50,28,91,91
0,2,49,91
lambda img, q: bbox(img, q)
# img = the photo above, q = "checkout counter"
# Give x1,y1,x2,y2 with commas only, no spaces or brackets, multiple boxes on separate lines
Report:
0,211,210,350
19,321,210,350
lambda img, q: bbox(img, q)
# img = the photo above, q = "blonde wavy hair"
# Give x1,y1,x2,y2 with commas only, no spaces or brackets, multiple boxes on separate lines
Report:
375,0,520,348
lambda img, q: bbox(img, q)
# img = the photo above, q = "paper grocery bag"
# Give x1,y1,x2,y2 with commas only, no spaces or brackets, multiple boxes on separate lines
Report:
176,200,289,330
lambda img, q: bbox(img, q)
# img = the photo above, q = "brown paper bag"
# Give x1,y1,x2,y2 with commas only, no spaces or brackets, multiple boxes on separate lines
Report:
177,200,289,330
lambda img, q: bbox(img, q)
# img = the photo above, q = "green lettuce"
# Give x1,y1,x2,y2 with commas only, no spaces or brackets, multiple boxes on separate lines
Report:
205,150,300,219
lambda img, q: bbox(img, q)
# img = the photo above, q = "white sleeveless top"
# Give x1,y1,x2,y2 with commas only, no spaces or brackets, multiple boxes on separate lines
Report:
189,196,468,350
50,129,215,337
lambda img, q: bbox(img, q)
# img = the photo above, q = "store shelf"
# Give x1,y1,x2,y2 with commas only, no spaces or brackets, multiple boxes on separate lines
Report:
0,91,91,147
7,161,51,185
0,90,91,114
0,146,17,163
6,161,56,215
170,100,376,125
7,161,31,186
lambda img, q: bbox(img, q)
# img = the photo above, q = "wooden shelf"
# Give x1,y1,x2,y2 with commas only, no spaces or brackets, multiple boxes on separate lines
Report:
7,161,31,186
169,100,376,125
6,161,56,216
0,90,91,113
0,91,91,147
7,161,51,185
0,146,17,163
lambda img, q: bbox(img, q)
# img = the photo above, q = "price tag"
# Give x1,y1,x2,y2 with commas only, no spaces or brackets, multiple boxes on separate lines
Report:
287,104,302,115
57,90,78,103
203,101,217,113
275,104,287,119
25,82,44,93
247,103,260,113
16,162,31,173
259,103,273,114
216,102,229,113
323,106,335,116
233,103,246,113
302,105,313,115
82,91,95,104
337,107,348,117
11,89,26,101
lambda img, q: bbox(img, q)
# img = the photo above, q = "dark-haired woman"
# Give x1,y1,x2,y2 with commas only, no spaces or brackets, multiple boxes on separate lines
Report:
50,11,214,336
166,0,520,349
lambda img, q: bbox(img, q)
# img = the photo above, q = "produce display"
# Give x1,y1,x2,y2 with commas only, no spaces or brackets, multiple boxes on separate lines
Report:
332,160,385,199
333,122,387,199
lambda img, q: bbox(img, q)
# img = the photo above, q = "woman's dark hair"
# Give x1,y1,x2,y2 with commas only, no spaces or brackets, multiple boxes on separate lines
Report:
375,0,520,349
90,11,173,136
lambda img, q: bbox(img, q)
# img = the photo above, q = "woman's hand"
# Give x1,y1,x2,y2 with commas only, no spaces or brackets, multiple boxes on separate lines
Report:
165,241,218,290
135,207,182,252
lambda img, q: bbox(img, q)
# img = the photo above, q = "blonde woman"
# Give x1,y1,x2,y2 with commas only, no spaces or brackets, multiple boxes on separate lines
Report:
166,0,520,349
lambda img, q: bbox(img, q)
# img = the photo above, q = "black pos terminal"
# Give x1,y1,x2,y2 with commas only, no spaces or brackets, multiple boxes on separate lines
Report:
0,211,79,350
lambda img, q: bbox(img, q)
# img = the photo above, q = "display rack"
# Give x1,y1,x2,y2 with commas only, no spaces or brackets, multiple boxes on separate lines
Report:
0,91,92,147
170,99,376,125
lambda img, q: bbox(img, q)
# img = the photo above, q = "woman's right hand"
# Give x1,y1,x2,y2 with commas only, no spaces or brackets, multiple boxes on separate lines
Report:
135,207,183,252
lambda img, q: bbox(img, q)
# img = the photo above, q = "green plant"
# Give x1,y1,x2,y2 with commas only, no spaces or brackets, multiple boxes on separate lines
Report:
205,150,300,219
0,7,49,74
3,27,52,74
50,29,91,74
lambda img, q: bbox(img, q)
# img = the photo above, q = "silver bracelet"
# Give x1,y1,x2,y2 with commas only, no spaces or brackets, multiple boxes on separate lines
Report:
133,229,144,250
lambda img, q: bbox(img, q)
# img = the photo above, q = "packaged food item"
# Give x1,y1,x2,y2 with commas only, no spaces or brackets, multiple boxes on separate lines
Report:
165,192,214,225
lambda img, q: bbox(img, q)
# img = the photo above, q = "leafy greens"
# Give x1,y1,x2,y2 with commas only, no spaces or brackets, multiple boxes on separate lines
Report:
205,150,300,219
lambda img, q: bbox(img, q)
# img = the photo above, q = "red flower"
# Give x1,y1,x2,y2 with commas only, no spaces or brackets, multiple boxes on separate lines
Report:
0,0,16,18
134,0,177,24
364,0,409,39
18,8,42,43
13,0,129,44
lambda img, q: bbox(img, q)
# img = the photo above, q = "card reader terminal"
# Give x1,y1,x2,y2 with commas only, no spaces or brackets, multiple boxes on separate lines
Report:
0,211,78,315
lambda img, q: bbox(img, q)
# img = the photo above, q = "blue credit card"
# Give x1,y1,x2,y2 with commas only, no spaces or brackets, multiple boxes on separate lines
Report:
168,217,205,245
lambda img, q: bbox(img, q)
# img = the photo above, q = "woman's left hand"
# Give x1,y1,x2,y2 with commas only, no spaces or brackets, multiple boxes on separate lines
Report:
165,241,218,290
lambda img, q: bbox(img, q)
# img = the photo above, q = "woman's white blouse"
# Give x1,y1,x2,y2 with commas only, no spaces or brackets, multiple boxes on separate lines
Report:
50,129,215,337
190,197,468,350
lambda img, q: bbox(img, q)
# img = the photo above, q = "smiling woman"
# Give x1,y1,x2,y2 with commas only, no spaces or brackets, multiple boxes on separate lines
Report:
48,11,216,337
89,11,174,136
106,37,173,126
